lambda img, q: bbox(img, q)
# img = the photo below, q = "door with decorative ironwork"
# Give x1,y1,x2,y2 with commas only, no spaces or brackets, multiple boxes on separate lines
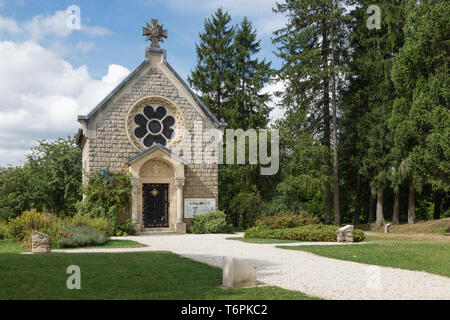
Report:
143,184,169,228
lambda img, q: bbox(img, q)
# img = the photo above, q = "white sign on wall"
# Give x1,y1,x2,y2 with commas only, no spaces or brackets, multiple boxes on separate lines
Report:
184,198,216,218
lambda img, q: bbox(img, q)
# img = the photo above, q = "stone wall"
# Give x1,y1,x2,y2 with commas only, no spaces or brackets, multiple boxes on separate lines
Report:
81,56,219,206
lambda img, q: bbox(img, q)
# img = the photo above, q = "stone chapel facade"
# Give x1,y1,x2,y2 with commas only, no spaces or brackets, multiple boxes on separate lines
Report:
76,33,225,234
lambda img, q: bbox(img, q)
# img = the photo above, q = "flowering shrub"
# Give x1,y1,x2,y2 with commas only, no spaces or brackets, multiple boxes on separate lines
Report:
6,210,65,248
59,225,108,248
254,211,320,229
71,214,114,236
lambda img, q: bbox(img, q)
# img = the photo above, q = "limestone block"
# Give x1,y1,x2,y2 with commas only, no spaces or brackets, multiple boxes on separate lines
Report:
337,225,354,243
222,257,256,289
31,231,50,253
175,222,186,234
385,223,391,233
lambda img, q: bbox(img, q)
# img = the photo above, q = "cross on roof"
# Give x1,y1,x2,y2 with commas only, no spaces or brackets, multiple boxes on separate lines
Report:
142,19,168,48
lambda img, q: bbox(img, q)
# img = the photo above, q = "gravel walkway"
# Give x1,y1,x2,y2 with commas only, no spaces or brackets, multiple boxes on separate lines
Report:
54,233,450,300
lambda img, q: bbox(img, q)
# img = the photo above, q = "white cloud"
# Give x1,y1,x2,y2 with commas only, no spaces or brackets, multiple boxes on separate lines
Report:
0,16,21,34
0,40,130,166
0,10,111,42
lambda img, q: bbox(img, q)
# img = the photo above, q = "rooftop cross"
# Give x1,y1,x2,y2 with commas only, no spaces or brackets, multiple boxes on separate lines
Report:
142,19,168,48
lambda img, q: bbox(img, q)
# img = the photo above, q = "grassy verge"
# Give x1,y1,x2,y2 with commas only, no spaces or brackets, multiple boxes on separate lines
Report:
0,239,146,253
226,237,300,244
279,235,450,278
0,239,25,253
0,251,317,300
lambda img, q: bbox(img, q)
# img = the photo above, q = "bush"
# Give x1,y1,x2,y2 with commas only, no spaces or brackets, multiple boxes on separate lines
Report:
115,220,135,236
245,224,366,242
0,221,9,239
71,214,114,236
353,229,366,242
255,211,320,229
59,225,108,248
76,169,131,228
6,210,65,248
192,210,231,234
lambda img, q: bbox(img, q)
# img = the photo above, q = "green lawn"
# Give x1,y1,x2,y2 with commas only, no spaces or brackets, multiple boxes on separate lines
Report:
279,236,450,278
0,250,316,300
0,239,146,253
227,237,300,244
0,239,25,253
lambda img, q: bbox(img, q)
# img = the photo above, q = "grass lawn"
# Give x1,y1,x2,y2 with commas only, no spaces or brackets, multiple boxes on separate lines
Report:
0,250,317,300
0,239,25,253
278,235,450,278
227,237,300,244
0,239,146,253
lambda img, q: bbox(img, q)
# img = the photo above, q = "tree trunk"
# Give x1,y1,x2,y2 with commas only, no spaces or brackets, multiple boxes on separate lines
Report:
375,189,385,227
433,191,442,220
330,21,340,227
321,14,332,225
369,187,376,223
354,173,361,225
408,181,416,224
393,190,400,224
324,181,332,224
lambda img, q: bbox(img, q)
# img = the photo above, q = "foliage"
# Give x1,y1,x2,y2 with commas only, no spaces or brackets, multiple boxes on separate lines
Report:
77,168,132,229
0,221,9,240
228,189,263,228
255,211,321,229
71,214,114,236
5,210,65,248
59,225,108,248
115,220,135,237
245,224,365,242
188,8,234,122
192,210,231,234
0,137,82,220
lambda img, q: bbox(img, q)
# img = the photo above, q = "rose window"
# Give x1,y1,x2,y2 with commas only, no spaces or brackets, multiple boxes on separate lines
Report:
133,106,175,147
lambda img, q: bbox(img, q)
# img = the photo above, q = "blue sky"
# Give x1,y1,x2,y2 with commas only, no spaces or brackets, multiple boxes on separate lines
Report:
1,0,283,79
0,0,285,166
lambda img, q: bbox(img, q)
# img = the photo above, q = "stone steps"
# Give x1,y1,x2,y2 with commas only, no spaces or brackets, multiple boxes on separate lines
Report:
139,228,176,236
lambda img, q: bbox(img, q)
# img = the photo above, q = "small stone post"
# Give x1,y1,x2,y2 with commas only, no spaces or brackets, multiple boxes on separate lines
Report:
384,223,391,233
223,257,256,289
337,225,354,243
31,231,50,253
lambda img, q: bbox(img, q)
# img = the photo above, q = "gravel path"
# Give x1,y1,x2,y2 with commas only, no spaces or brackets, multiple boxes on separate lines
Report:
54,233,450,300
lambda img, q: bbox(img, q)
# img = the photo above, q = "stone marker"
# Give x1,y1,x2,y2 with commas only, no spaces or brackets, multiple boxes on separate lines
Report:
337,225,354,243
385,223,391,233
223,257,256,289
31,231,50,253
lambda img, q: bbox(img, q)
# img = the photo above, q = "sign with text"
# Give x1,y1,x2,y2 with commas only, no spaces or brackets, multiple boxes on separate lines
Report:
184,198,216,218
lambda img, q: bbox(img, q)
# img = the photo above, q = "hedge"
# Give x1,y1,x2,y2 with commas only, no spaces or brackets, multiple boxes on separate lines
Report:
244,225,366,242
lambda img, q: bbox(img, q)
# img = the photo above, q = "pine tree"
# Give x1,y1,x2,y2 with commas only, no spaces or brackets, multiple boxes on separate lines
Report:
342,0,407,226
390,0,450,223
273,0,347,225
229,17,273,129
188,8,235,121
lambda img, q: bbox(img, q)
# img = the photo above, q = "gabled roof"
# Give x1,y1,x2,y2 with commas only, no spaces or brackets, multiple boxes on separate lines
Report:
77,48,226,128
126,143,189,165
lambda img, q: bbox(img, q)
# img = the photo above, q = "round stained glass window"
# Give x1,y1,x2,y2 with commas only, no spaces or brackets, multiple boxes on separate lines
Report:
133,105,175,147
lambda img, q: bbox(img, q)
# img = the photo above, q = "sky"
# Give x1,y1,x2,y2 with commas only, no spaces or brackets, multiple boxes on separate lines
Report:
0,0,286,166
